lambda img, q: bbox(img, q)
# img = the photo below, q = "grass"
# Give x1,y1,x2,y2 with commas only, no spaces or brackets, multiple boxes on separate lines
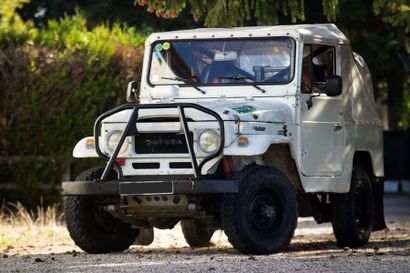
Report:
0,200,60,226
0,201,69,249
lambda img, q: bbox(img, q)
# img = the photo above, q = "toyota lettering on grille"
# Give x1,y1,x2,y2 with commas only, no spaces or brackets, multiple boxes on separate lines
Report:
145,137,184,146
135,133,190,154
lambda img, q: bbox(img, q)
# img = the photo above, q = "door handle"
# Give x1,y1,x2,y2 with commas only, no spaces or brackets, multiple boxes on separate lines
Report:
333,123,343,132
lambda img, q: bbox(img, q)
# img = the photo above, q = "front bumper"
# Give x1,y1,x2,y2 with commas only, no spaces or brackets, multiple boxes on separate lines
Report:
62,178,239,196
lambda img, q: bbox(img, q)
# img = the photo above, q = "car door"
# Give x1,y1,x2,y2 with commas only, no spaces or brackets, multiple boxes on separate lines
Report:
299,44,344,176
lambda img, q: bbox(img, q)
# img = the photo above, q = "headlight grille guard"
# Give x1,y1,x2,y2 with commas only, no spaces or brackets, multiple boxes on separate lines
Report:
94,103,225,180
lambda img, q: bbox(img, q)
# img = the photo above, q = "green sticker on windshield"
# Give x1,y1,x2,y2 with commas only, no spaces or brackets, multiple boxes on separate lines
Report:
153,51,161,59
155,43,163,52
231,105,257,114
162,42,170,50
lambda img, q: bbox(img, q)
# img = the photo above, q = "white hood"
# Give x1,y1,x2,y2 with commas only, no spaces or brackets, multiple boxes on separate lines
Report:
194,101,289,123
102,100,291,124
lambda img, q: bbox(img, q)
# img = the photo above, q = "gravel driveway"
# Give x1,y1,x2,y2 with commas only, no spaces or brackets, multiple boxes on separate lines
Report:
1,195,409,273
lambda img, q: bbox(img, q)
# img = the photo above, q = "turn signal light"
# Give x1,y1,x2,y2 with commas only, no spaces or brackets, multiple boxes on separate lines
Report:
85,138,95,149
238,137,249,147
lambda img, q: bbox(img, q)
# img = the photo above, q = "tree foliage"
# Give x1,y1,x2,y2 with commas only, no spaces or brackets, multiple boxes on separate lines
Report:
136,0,339,27
374,0,410,34
372,0,409,127
18,0,203,31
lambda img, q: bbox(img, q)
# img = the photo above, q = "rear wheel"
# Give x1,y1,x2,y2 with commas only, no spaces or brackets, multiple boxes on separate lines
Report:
221,165,298,254
181,219,215,247
135,227,154,246
331,166,374,247
63,168,139,253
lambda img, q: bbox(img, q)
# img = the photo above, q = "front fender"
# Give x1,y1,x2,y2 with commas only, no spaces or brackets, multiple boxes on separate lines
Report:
224,135,289,156
73,137,99,158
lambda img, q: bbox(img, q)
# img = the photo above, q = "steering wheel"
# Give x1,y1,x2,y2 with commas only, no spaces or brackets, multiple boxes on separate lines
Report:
217,70,255,83
262,66,291,83
202,62,255,84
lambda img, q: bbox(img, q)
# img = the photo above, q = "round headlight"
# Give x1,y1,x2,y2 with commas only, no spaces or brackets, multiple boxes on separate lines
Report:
198,129,220,154
106,130,129,155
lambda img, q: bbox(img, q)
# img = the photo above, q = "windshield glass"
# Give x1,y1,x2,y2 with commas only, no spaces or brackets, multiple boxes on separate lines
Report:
148,38,294,86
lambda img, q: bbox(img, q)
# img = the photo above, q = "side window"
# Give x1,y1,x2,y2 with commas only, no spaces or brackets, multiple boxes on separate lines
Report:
301,45,312,93
312,45,335,82
301,44,335,93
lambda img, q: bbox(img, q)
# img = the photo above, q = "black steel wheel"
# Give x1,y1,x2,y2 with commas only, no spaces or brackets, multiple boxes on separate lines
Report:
221,165,298,254
248,191,283,234
331,166,374,247
63,168,139,253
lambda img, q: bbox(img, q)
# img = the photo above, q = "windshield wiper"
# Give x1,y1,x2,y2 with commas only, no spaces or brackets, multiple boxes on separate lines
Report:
218,76,266,93
161,76,205,94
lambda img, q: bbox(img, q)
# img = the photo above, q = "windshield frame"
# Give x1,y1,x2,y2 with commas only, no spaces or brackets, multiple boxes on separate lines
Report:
146,37,296,88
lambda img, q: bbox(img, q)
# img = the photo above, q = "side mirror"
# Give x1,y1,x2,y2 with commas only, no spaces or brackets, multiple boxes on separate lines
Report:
126,81,139,103
325,75,342,96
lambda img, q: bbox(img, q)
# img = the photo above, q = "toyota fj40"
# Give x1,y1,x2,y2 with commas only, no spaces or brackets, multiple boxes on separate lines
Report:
62,24,386,255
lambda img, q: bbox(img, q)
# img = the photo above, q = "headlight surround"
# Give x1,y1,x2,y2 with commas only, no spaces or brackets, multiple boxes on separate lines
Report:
106,130,129,155
198,129,220,154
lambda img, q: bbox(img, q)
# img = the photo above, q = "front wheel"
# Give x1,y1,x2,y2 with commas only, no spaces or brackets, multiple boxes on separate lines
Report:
221,165,298,254
63,168,139,253
331,166,374,247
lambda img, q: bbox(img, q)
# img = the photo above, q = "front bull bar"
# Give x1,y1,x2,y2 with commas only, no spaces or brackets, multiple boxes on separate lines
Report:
62,103,239,196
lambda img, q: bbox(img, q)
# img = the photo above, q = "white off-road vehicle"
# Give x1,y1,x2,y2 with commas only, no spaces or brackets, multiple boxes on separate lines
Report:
62,24,386,255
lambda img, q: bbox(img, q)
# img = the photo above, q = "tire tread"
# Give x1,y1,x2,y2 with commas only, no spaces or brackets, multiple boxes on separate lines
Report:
331,166,374,247
64,168,138,253
181,219,214,247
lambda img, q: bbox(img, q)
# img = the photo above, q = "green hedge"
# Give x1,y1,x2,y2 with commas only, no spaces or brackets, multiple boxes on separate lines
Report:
0,1,146,206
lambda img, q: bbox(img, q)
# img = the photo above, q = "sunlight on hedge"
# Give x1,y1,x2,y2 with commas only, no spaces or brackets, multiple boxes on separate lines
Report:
0,0,147,206
0,0,37,44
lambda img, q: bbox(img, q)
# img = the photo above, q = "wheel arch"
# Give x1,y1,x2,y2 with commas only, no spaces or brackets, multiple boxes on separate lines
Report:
231,143,304,193
353,151,375,178
264,144,304,193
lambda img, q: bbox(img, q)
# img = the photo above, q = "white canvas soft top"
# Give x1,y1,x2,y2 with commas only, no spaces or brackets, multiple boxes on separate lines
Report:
146,24,350,45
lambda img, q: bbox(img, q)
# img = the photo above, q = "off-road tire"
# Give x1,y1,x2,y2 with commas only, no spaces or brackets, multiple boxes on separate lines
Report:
63,168,139,253
331,166,374,247
221,164,298,254
180,219,215,247
134,227,154,246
